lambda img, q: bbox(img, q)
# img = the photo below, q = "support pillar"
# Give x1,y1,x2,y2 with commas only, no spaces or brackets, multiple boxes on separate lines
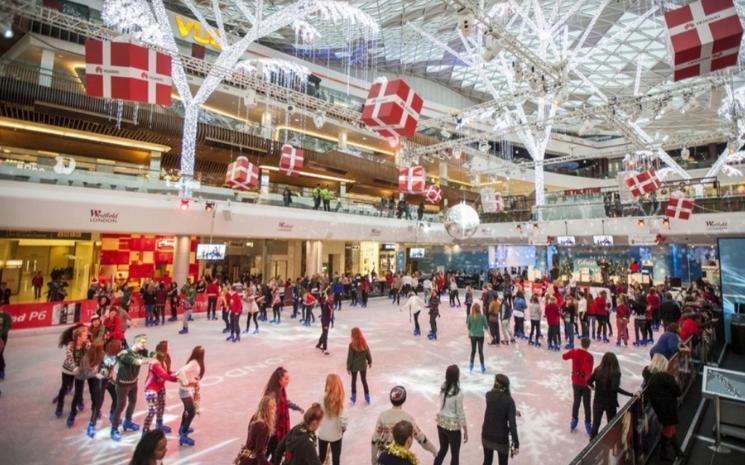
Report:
148,151,162,180
305,240,322,276
172,235,191,286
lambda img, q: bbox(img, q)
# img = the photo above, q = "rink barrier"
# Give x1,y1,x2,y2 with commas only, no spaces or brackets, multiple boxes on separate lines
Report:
2,293,210,330
568,336,703,465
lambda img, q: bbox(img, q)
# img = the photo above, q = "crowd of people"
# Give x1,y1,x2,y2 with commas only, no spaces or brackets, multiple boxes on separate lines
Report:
0,266,720,465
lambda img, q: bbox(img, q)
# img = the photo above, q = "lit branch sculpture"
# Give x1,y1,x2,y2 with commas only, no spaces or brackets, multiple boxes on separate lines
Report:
102,0,378,199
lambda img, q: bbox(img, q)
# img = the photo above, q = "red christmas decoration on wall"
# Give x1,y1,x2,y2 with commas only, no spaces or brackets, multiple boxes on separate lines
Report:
423,184,443,204
398,166,426,194
624,169,661,198
665,196,694,220
279,144,304,176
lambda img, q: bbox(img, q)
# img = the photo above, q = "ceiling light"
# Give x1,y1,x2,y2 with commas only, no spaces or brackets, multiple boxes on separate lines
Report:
179,199,190,211
662,217,670,228
637,218,645,228
3,28,12,39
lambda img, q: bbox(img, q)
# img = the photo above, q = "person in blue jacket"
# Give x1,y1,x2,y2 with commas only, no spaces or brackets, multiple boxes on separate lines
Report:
649,323,680,360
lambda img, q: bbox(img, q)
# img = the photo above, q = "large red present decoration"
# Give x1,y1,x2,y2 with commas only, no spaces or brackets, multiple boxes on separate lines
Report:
225,156,259,191
279,144,304,176
666,196,694,220
664,0,743,81
360,78,423,139
85,37,172,105
424,184,443,204
624,169,660,198
398,166,426,194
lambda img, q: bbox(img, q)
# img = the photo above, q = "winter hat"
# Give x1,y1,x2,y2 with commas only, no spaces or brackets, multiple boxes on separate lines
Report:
389,386,407,406
90,314,101,323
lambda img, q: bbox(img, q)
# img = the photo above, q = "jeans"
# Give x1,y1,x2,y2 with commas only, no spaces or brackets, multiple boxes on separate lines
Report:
182,306,192,329
470,336,485,365
571,385,591,423
207,296,217,319
513,317,524,337
145,304,155,324
317,326,329,351
245,313,258,332
564,321,575,347
488,321,501,344
434,426,462,465
34,285,42,299
644,320,654,342
430,313,438,334
304,305,315,324
548,324,561,347
588,315,597,339
413,311,421,333
272,304,281,322
501,319,513,342
528,320,542,342
155,304,165,323
318,438,342,465
112,382,138,429
222,308,230,330
483,448,509,465
334,293,342,310
230,313,241,337
634,319,645,343
351,370,369,396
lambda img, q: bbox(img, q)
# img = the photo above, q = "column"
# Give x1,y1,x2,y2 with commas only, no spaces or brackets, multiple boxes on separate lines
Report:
260,168,270,196
172,235,191,286
39,49,55,88
339,182,347,198
148,151,162,180
305,240,322,276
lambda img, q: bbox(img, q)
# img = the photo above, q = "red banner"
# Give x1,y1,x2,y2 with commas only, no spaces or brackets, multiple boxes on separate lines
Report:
3,293,209,330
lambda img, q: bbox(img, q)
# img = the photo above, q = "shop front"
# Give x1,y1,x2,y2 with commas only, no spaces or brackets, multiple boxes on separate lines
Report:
0,231,95,303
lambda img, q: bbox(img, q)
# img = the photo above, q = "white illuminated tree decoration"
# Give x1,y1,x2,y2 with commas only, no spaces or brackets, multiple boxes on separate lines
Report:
101,0,378,199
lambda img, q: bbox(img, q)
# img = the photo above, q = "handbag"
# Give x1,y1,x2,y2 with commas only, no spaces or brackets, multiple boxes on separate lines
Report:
233,446,255,465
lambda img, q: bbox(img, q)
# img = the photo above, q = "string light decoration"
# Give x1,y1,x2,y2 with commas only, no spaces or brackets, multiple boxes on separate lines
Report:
101,0,378,199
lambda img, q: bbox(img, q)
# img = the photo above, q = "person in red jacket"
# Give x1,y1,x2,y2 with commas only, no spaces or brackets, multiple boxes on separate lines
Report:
206,278,220,321
103,306,125,343
679,313,701,343
615,294,631,347
586,292,597,340
562,337,594,435
303,289,317,326
545,296,562,351
228,284,243,342
142,350,178,433
593,291,609,343
647,288,661,331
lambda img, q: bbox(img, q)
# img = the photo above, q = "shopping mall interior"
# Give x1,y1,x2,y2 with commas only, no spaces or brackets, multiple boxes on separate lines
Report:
0,1,745,465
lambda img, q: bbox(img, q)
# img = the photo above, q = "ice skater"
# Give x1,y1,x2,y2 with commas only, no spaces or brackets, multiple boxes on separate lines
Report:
263,367,305,460
228,283,243,342
176,346,205,447
110,334,151,441
562,337,594,435
428,289,441,340
615,294,631,347
527,295,542,346
142,350,177,434
467,302,488,373
178,282,196,335
403,291,425,336
316,291,333,355
347,327,372,404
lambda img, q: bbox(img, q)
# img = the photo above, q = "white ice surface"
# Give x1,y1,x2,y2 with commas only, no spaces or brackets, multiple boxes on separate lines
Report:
0,295,652,465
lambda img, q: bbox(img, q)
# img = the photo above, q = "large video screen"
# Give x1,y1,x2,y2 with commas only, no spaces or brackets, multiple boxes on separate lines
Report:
196,243,226,260
719,238,745,343
488,245,536,269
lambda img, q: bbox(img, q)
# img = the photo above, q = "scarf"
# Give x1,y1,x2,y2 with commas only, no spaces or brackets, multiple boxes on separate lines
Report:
384,443,419,465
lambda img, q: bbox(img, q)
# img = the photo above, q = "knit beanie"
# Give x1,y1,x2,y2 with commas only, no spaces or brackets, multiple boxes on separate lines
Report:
390,386,407,406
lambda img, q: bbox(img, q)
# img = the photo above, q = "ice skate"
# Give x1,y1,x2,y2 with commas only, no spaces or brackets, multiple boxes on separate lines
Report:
179,434,195,447
122,419,140,432
570,418,578,432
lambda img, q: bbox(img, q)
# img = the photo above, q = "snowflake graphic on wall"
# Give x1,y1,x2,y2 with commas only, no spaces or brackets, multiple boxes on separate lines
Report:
516,402,574,463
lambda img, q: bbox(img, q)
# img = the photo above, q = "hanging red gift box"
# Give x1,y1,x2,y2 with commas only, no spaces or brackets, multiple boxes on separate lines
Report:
85,37,172,105
279,144,304,176
664,0,743,81
225,156,259,191
398,166,426,194
666,196,694,220
360,78,423,139
624,169,660,198
424,184,443,204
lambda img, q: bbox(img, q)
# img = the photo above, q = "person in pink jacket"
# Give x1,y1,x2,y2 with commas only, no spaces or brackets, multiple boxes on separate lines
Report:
142,350,178,433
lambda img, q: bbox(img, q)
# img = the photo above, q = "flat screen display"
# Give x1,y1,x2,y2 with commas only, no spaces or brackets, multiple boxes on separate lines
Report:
196,243,226,260
557,235,576,246
409,248,425,258
488,245,536,268
593,235,614,246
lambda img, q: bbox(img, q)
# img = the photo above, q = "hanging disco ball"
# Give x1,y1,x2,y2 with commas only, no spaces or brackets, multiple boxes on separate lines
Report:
444,202,480,240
